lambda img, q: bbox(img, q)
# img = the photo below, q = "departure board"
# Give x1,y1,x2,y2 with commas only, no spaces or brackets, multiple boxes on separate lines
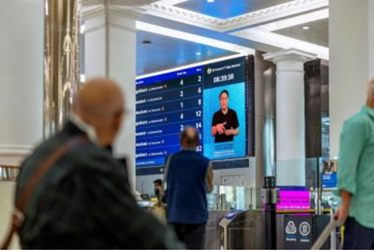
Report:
136,56,250,169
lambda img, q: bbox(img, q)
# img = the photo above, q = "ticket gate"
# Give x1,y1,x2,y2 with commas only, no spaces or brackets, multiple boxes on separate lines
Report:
205,210,230,249
277,214,339,249
219,210,265,250
218,210,338,250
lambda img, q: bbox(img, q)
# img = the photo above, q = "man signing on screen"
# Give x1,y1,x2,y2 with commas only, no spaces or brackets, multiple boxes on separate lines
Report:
211,90,239,143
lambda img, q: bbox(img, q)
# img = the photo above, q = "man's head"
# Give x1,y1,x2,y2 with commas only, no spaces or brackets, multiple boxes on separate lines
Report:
153,179,163,195
74,78,125,146
180,126,200,149
219,90,229,111
367,79,374,107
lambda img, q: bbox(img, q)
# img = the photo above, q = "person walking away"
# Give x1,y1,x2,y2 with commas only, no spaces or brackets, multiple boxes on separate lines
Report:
165,126,213,249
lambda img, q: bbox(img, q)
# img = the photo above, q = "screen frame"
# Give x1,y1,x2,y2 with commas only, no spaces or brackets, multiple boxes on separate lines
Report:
135,55,256,175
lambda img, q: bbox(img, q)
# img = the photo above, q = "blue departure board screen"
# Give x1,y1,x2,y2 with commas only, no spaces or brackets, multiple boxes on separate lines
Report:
136,56,251,169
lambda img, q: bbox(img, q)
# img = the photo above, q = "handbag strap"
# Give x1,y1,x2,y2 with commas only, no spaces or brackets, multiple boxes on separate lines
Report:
1,136,87,250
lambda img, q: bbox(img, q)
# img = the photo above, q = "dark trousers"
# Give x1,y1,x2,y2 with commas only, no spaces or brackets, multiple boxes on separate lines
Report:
344,217,374,249
170,223,206,249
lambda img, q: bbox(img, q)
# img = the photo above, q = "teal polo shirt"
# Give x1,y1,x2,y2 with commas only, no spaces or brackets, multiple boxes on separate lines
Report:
338,105,374,228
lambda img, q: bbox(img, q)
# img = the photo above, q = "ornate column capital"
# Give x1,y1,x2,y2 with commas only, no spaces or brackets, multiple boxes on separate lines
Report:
82,0,158,6
82,0,158,20
263,48,316,64
82,0,156,34
264,49,316,73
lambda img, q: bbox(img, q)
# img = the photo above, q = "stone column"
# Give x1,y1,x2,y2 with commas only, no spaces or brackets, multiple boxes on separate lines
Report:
44,0,82,138
83,1,154,192
264,49,316,186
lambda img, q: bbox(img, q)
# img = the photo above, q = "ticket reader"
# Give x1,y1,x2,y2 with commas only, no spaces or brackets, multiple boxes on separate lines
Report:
278,214,336,249
219,210,265,249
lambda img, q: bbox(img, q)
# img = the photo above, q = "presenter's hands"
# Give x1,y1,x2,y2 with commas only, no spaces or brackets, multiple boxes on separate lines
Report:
216,122,226,135
225,129,234,136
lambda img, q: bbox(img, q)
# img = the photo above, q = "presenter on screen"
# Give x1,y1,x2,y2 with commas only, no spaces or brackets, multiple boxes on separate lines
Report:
211,90,239,143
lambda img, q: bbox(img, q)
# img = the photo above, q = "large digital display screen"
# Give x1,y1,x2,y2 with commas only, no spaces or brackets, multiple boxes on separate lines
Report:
135,56,251,169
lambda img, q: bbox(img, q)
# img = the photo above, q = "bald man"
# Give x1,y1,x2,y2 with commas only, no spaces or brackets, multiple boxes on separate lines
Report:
14,79,181,249
165,127,213,249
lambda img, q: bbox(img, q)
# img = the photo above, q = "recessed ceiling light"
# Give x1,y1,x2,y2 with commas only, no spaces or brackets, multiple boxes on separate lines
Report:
303,26,310,30
207,0,215,3
196,52,202,56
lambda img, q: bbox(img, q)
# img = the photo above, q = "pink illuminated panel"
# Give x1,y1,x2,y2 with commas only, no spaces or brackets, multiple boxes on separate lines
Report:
277,190,310,211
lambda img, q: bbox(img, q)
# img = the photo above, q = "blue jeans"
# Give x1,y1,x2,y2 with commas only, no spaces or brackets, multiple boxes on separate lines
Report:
344,217,374,249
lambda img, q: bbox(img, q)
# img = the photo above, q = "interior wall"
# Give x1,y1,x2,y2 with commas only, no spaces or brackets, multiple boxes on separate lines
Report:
0,0,43,166
329,0,370,157
370,1,374,79
84,12,137,191
0,0,43,248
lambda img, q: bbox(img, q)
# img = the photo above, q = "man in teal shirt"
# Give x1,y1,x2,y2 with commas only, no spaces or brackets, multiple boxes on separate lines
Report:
335,79,374,249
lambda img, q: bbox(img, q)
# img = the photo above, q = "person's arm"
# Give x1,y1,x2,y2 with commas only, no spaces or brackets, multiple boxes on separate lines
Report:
225,128,239,136
211,126,218,136
335,190,351,223
334,120,366,223
206,163,214,194
225,111,239,136
211,113,217,136
212,123,226,136
212,113,226,136
233,128,239,136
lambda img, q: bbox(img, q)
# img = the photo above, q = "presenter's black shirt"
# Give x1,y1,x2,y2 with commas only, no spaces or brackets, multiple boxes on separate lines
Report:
212,108,239,143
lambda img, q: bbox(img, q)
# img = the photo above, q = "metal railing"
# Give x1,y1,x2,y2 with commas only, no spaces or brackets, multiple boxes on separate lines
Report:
311,217,340,250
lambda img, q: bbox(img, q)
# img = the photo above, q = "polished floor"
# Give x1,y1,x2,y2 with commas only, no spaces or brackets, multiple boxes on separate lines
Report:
0,182,19,249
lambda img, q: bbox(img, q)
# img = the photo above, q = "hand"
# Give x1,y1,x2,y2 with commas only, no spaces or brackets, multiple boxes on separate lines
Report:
216,122,226,135
225,129,233,136
334,207,348,225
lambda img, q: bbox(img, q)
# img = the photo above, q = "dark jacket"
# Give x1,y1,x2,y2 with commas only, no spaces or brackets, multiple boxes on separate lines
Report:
16,122,180,249
166,150,210,224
